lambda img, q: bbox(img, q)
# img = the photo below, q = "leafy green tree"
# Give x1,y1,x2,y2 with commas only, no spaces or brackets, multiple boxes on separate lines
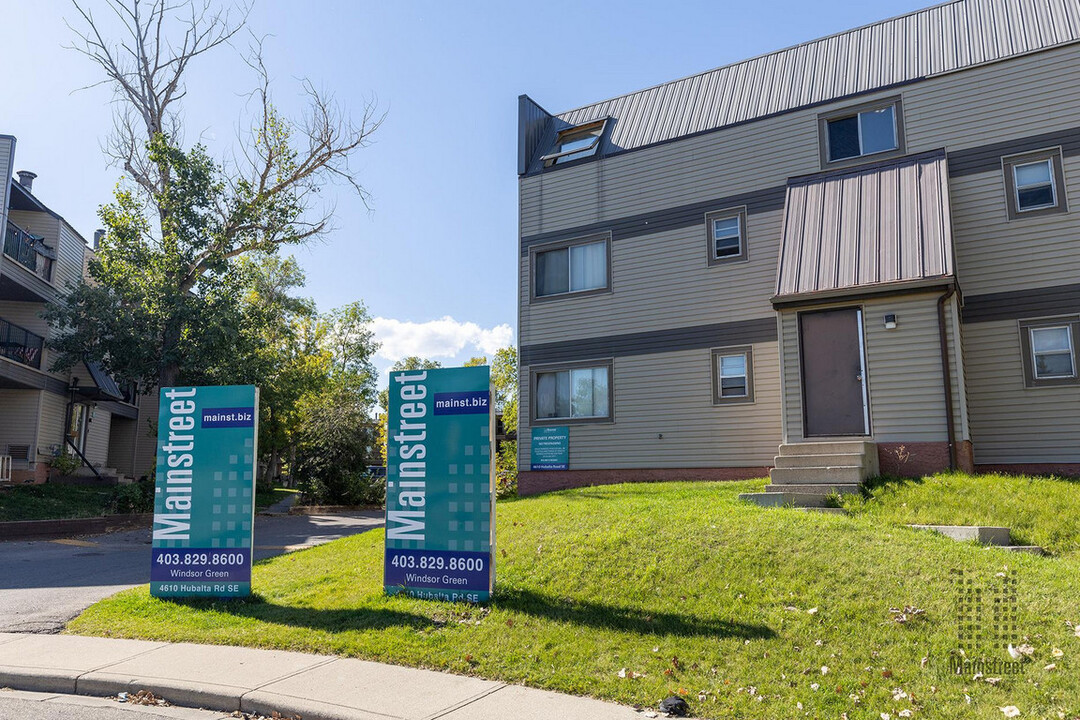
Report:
57,0,379,389
375,357,442,466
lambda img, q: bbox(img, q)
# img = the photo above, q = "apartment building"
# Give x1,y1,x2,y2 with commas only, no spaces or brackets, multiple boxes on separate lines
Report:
0,135,152,484
515,0,1080,495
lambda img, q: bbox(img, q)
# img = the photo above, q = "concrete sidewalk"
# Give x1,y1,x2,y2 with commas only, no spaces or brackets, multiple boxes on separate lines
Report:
0,633,667,720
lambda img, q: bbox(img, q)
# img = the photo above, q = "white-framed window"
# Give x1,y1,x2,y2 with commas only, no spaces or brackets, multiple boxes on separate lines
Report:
1002,148,1067,220
711,346,754,404
1014,160,1056,211
541,119,606,167
533,362,612,422
1030,325,1076,379
532,235,609,300
1019,316,1079,388
819,98,904,165
704,207,748,265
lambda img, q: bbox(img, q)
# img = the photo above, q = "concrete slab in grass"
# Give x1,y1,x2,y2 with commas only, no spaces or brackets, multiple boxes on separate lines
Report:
78,642,333,711
908,525,1011,546
0,634,166,694
437,684,659,720
739,492,829,508
243,656,503,720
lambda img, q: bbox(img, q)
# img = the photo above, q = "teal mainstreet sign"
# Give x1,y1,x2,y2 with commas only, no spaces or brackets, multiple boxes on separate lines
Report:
530,426,569,470
384,366,496,602
150,385,259,598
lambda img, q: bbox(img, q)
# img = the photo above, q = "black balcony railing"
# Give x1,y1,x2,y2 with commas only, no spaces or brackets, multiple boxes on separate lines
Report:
0,317,44,369
3,220,54,283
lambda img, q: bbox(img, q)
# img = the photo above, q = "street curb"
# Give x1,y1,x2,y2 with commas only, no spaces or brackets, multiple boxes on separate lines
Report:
0,667,468,720
288,505,382,515
0,514,152,542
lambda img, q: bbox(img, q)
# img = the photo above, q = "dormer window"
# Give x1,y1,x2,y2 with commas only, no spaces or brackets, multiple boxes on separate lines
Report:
818,97,905,167
542,120,606,167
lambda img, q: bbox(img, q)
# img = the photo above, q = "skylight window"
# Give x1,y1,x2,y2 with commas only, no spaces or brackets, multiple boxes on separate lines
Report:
542,120,606,167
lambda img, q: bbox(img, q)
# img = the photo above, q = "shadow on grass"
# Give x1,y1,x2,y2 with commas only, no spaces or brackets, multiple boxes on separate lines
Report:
860,474,927,495
493,587,775,639
161,594,435,632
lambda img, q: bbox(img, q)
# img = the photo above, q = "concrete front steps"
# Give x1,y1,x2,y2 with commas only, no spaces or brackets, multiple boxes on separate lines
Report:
740,441,877,509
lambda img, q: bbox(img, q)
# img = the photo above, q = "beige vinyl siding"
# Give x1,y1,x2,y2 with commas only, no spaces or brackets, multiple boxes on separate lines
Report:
779,293,966,444
0,389,40,464
37,390,67,462
522,212,782,345
108,416,137,476
948,157,1080,296
521,43,1080,346
133,390,159,478
54,222,88,294
518,342,781,471
83,407,112,466
965,319,1080,464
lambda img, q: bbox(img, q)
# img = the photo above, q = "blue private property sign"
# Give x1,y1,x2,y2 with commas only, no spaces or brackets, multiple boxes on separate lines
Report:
384,366,496,602
150,385,259,598
530,426,569,470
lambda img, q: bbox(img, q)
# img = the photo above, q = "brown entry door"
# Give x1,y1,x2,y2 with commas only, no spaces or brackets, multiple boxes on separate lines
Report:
799,307,869,437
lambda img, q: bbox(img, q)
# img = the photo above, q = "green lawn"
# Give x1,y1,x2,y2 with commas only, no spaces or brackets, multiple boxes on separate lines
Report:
68,478,1080,719
0,484,119,521
842,472,1080,557
255,486,298,512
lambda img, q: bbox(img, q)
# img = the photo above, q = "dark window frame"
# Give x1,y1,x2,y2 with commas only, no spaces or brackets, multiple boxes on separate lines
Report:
1018,315,1080,388
817,96,906,169
530,358,615,426
704,206,749,266
541,119,608,168
711,345,755,405
1002,147,1068,220
528,232,612,304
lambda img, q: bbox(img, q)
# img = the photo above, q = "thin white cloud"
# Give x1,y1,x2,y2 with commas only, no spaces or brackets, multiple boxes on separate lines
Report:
371,316,514,364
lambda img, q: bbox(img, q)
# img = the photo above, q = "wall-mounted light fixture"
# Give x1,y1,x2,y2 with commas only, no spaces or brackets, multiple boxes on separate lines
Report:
884,313,897,329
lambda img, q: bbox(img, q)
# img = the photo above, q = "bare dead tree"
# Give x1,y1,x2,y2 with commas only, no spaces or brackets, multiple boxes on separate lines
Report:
63,0,382,387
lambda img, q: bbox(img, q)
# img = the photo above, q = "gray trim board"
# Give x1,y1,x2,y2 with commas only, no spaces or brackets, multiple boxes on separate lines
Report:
947,125,1080,177
962,283,1080,324
520,186,786,254
520,317,777,366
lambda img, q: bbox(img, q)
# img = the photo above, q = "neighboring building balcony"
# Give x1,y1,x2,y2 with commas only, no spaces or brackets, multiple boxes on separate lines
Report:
0,316,44,370
1,220,56,302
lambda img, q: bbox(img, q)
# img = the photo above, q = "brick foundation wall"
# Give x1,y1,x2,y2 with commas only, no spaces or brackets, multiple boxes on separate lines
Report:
518,466,770,497
10,464,49,485
875,441,974,477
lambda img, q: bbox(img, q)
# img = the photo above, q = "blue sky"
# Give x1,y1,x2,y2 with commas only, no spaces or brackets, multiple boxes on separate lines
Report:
1,0,929,380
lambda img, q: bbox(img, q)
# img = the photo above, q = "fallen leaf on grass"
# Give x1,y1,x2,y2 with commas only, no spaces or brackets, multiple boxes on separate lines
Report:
898,711,913,718
618,668,644,679
1052,647,1064,658
985,677,1002,685
1044,664,1057,671
821,666,829,675
1000,706,1021,717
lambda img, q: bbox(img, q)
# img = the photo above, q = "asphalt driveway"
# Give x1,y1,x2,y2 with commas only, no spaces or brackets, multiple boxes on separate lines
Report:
0,512,384,633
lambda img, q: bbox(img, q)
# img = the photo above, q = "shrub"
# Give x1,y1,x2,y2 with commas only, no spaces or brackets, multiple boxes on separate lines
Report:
294,388,378,505
495,441,518,499
300,470,384,507
49,451,82,477
109,476,155,514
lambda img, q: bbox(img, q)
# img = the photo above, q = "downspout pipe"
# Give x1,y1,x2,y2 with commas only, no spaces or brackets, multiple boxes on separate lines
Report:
937,286,957,471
